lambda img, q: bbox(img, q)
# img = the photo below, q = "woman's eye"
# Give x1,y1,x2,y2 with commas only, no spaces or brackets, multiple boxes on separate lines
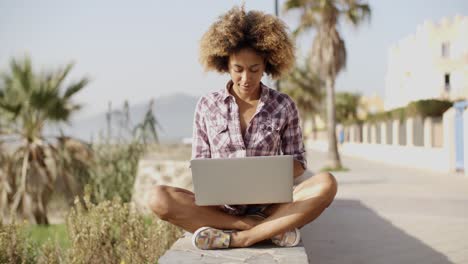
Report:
250,70,259,73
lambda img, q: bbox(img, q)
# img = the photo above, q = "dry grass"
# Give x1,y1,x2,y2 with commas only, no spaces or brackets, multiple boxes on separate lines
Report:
66,195,183,263
0,196,183,263
0,221,37,264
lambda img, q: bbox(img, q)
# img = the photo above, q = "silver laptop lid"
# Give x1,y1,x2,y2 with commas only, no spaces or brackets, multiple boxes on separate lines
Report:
191,155,293,206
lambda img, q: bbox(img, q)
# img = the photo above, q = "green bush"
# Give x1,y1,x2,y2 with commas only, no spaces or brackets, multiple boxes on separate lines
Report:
37,241,62,264
366,111,393,123
0,221,65,263
389,107,406,122
87,141,145,204
342,118,363,126
336,92,361,123
0,197,183,264
26,224,69,250
406,99,453,118
0,221,37,264
66,195,183,264
360,99,452,125
81,99,160,205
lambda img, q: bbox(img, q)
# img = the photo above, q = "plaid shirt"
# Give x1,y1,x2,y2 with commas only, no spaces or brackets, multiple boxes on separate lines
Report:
192,80,307,169
191,80,307,215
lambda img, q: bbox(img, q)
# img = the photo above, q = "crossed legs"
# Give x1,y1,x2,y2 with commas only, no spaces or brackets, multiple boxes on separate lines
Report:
148,172,337,248
148,186,258,232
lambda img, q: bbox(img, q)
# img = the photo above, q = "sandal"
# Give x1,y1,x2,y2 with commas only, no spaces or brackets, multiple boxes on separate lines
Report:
192,226,232,250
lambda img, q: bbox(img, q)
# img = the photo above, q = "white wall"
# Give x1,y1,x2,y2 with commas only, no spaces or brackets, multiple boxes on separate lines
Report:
308,107,461,173
384,16,468,110
464,108,468,176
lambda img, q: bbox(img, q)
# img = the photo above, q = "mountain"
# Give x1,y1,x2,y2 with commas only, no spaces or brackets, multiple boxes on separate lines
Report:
51,93,199,143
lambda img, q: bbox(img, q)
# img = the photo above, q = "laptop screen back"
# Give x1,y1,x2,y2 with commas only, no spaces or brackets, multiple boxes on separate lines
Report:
190,155,293,206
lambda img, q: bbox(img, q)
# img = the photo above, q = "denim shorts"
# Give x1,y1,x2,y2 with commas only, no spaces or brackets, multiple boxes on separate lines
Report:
220,204,270,216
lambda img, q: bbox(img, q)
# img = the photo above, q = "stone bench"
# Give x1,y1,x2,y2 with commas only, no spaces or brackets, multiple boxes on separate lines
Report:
159,232,309,264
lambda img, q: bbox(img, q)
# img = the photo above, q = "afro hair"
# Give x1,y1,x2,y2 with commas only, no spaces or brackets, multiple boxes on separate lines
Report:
199,5,295,79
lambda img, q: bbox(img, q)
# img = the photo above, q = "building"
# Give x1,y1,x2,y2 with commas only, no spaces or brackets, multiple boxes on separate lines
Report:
385,15,468,110
357,93,385,120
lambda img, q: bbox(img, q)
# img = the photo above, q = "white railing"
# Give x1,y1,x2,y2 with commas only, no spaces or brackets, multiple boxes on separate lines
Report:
307,107,467,175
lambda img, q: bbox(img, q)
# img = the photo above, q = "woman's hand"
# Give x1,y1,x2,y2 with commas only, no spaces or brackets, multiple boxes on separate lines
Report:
293,160,305,178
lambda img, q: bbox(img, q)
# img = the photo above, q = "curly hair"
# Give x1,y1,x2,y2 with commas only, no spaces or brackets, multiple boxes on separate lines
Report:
199,5,295,79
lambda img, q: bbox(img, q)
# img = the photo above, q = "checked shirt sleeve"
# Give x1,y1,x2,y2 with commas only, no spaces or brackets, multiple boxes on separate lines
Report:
191,97,211,159
281,99,307,170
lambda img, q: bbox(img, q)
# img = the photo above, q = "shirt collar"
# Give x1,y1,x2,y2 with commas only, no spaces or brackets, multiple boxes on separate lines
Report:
223,80,270,104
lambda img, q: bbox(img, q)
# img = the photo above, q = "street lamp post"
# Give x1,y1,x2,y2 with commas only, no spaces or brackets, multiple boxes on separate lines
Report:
275,0,279,16
274,0,281,92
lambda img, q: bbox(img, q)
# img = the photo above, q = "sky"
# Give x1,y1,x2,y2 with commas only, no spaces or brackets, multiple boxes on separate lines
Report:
1,0,467,119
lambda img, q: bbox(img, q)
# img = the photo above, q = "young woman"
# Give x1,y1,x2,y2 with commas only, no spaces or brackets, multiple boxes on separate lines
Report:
149,5,337,250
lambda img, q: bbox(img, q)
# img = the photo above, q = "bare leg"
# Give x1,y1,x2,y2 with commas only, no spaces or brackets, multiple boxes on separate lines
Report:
230,172,338,247
148,185,260,233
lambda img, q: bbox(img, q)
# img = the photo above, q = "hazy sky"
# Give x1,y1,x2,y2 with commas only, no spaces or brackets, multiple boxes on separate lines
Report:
1,0,467,118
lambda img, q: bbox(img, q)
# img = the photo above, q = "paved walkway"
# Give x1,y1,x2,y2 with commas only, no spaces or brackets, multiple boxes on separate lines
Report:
302,149,468,264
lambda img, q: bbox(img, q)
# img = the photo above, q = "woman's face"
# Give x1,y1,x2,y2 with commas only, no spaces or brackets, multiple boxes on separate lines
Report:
228,48,265,98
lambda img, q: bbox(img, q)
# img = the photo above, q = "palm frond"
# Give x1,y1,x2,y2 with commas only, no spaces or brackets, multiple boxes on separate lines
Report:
9,57,34,94
281,58,325,118
0,101,22,119
51,63,74,91
283,0,306,10
29,83,59,110
339,0,371,26
63,78,89,99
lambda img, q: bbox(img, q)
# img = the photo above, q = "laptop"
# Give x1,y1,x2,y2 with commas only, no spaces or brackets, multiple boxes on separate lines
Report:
190,155,293,206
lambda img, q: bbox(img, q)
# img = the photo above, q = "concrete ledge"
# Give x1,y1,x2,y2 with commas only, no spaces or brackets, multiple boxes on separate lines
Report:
159,232,309,264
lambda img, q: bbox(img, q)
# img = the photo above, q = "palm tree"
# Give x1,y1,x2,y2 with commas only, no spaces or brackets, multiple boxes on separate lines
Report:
284,0,371,168
281,58,325,139
0,56,89,224
336,91,361,123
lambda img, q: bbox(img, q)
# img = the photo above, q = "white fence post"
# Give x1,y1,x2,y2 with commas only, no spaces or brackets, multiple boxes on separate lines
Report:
392,119,400,146
464,108,468,176
371,124,377,144
406,117,414,147
424,117,433,148
349,125,355,143
381,122,387,145
443,108,456,172
363,123,369,144
414,116,424,146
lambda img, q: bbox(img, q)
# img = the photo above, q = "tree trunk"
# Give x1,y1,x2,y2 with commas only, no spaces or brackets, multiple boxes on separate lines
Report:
326,77,342,168
311,115,318,140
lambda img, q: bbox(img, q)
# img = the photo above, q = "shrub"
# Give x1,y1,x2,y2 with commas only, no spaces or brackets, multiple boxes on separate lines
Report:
366,111,393,123
361,99,452,125
65,195,183,263
406,99,453,118
389,107,406,122
25,223,69,250
0,221,37,264
86,141,145,204
0,197,183,264
37,241,63,264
